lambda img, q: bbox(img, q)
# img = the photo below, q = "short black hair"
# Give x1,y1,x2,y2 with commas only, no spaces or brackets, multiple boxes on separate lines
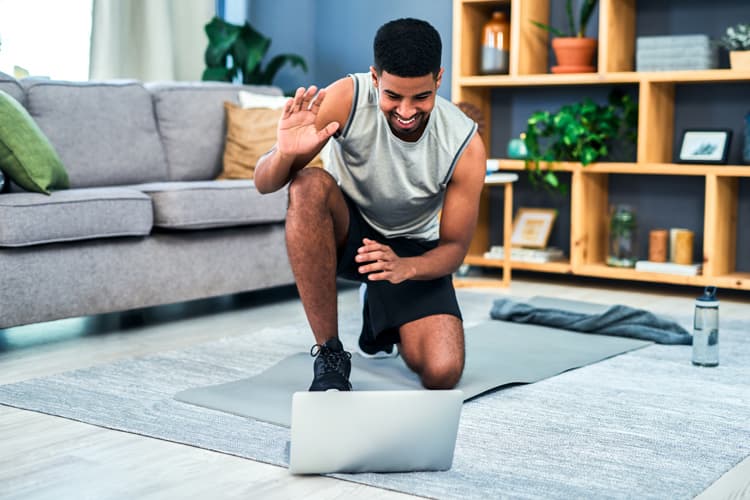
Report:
373,18,442,78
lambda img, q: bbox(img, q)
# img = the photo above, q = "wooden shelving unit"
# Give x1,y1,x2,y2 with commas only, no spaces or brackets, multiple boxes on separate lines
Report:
453,0,750,290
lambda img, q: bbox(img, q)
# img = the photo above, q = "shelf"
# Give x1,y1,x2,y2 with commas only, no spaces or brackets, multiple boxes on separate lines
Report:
577,264,709,287
464,254,572,274
714,273,750,289
454,0,749,292
494,160,750,177
458,69,750,87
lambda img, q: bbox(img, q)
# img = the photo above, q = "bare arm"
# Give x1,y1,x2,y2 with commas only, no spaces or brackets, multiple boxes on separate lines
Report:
254,79,352,194
355,132,487,282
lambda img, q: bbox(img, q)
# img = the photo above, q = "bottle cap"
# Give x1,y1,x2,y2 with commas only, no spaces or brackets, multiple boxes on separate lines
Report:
696,286,719,306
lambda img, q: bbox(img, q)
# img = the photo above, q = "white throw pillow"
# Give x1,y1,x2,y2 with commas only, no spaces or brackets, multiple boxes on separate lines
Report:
238,90,288,109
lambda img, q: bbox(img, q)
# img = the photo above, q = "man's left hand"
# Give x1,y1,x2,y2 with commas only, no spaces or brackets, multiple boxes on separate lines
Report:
355,238,415,284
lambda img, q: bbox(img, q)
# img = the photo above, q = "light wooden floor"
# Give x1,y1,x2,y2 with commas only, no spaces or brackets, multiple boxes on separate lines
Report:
1,276,749,500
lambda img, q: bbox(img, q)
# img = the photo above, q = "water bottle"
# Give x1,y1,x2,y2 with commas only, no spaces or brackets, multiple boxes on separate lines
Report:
692,286,719,367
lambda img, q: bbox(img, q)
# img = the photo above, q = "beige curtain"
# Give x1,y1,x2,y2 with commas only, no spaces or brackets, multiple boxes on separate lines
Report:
89,0,214,81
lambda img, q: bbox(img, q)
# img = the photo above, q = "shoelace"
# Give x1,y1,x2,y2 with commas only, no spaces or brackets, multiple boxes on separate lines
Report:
310,343,352,375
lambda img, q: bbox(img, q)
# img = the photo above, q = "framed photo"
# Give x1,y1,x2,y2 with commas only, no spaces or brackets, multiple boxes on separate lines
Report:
511,208,557,248
677,129,732,164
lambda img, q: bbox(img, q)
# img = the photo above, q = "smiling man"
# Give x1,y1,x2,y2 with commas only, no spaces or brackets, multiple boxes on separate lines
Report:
254,18,486,392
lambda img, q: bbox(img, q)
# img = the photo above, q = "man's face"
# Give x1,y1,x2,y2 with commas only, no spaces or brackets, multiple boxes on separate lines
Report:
371,67,443,141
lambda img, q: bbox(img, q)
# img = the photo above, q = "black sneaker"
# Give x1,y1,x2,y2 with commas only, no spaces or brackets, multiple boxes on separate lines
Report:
309,337,352,391
358,295,399,359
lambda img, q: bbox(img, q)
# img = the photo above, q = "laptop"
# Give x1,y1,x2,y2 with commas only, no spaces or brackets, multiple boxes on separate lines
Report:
288,389,463,474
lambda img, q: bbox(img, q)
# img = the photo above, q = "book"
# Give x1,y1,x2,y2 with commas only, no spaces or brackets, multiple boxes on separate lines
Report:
636,34,712,50
636,47,718,71
484,246,565,263
484,172,518,184
634,260,702,276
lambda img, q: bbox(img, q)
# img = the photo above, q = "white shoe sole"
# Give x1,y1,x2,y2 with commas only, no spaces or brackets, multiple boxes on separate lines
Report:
356,343,399,359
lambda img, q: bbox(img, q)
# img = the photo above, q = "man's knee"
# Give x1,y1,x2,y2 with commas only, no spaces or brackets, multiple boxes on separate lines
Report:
287,167,336,208
420,359,463,390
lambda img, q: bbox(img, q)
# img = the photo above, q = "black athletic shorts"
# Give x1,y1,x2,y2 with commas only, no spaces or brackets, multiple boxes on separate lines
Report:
336,194,462,341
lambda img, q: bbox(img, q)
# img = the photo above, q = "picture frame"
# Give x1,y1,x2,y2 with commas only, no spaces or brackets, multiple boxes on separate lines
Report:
511,208,557,248
677,129,732,164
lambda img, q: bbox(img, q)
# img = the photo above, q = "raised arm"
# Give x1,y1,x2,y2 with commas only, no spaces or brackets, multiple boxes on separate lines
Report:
254,79,352,194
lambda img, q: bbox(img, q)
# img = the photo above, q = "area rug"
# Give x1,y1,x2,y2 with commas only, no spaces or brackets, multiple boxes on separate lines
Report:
176,319,649,427
1,293,749,499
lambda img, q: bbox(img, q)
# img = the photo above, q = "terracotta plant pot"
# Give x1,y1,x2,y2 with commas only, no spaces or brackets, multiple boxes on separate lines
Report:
729,51,750,70
551,37,597,73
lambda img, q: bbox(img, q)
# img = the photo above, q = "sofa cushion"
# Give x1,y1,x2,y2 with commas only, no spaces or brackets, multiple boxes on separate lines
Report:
0,188,153,247
146,82,282,181
0,71,24,105
131,180,287,230
218,102,281,180
23,80,168,188
0,90,70,194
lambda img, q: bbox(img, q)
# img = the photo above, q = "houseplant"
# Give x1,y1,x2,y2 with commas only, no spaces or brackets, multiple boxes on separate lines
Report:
202,17,308,88
531,0,598,73
717,23,750,70
522,89,638,193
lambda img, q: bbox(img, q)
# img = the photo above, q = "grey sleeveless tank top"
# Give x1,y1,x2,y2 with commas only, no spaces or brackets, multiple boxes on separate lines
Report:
324,72,477,240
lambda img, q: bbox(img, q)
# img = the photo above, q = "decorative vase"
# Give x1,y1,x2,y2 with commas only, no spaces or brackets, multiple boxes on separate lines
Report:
481,11,510,74
729,51,750,70
507,133,529,159
607,205,638,268
551,37,597,74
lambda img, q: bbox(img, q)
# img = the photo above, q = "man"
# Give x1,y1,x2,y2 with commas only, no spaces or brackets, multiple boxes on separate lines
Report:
254,18,486,392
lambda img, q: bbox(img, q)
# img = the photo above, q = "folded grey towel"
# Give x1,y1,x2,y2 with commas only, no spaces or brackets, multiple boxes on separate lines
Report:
490,298,692,345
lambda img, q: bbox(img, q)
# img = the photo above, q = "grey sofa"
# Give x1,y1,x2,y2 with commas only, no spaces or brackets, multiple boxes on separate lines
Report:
0,74,295,329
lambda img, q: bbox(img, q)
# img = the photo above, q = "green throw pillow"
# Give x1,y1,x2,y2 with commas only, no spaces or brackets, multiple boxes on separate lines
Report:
0,89,69,194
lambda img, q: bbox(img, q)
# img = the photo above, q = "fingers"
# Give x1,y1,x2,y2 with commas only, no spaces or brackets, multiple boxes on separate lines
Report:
317,121,340,141
356,238,390,274
309,88,327,112
283,87,305,118
285,86,319,115
297,85,318,111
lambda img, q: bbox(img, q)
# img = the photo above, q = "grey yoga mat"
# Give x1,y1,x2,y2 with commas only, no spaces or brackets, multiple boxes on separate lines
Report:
175,319,651,427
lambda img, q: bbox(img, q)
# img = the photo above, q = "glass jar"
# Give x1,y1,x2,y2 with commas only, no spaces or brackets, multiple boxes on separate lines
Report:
481,11,510,75
607,204,638,267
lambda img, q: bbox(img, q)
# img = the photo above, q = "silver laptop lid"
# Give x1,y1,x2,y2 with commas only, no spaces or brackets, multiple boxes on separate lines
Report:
289,390,463,474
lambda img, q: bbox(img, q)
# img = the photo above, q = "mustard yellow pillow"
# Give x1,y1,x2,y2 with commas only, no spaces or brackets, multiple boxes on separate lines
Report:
218,93,324,180
218,102,282,180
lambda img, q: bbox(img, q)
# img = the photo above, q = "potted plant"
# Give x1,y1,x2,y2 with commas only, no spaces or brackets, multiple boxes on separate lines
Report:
718,23,750,70
202,17,308,89
532,0,598,73
522,89,638,193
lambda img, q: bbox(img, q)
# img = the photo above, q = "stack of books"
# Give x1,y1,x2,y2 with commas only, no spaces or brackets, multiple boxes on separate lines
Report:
634,260,702,276
636,34,718,71
484,246,565,263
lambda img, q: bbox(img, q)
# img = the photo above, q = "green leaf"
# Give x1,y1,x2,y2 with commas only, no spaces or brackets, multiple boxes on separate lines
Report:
565,0,576,37
543,170,559,188
530,20,566,38
204,17,240,67
579,0,598,37
201,66,233,82
236,22,271,78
